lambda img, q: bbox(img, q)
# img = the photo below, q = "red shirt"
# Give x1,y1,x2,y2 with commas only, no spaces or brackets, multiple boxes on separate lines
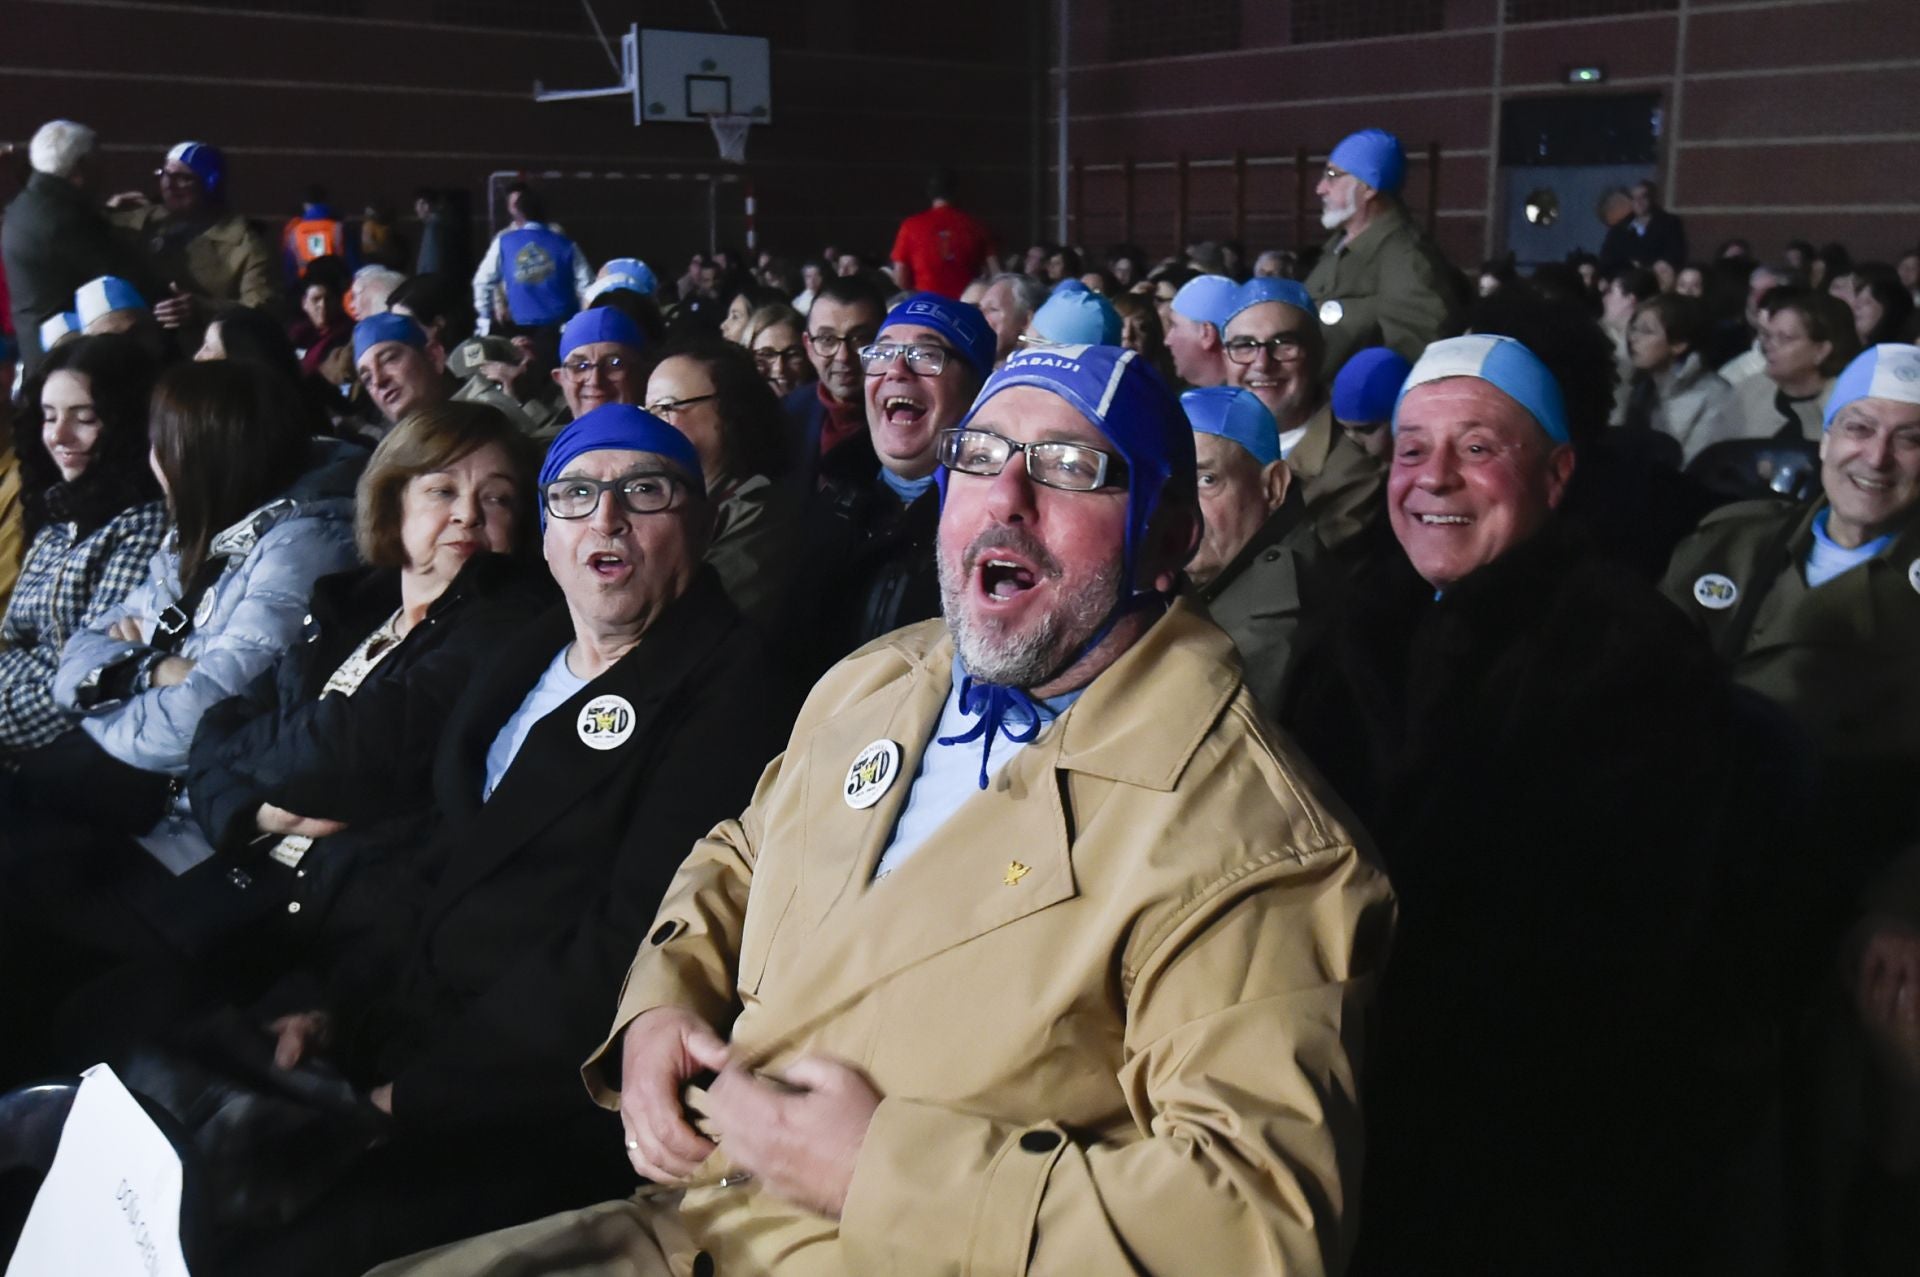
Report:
889,203,995,300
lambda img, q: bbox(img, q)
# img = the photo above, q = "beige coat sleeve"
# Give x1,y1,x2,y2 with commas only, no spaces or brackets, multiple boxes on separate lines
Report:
837,842,1389,1277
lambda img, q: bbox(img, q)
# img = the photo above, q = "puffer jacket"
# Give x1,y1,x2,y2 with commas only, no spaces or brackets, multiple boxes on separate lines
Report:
54,442,362,870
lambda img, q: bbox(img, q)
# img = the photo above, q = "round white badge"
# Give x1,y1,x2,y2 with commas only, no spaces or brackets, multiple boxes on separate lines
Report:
1908,558,1920,595
1692,573,1739,610
1318,299,1345,326
576,694,637,751
844,739,902,810
193,590,217,628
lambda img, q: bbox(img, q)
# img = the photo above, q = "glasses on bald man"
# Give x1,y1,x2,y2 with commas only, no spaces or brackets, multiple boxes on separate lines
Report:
938,427,1128,493
542,470,690,520
1223,334,1307,364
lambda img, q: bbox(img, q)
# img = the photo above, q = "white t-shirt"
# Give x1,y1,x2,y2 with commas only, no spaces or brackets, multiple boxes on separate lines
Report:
481,645,588,800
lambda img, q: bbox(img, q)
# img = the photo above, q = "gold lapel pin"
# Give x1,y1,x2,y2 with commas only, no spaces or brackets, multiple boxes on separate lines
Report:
1003,861,1030,886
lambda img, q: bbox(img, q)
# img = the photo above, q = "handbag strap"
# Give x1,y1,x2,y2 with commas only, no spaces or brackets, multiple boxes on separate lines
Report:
151,556,231,654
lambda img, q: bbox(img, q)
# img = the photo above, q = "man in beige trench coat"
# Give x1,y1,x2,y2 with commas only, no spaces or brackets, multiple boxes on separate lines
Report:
372,344,1395,1277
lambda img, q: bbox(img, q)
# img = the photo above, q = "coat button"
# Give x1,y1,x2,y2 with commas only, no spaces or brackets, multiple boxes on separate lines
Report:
1263,549,1281,562
286,901,301,914
1019,1130,1061,1153
692,1252,715,1277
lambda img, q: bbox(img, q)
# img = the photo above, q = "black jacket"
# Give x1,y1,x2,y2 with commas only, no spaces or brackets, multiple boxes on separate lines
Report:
1599,207,1689,273
785,434,943,682
1287,521,1790,1275
320,569,790,1153
2,172,132,372
182,552,553,959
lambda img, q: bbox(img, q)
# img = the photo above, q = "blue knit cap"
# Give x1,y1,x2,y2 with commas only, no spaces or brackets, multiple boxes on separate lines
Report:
1227,278,1316,324
1332,347,1414,425
1031,290,1122,346
536,404,704,530
1182,386,1281,466
353,312,429,364
559,307,645,361
1170,275,1238,329
166,141,225,198
1824,344,1920,428
882,292,996,377
1394,335,1570,444
74,277,146,328
1328,129,1406,195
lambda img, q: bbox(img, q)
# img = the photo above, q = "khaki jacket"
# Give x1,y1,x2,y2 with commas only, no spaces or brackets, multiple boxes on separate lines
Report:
583,601,1394,1277
1659,497,1920,769
111,205,276,311
1303,203,1460,378
1288,401,1386,556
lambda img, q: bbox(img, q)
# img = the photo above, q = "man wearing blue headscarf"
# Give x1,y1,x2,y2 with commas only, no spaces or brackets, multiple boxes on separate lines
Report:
1302,127,1461,378
1287,335,1775,1277
372,344,1392,1277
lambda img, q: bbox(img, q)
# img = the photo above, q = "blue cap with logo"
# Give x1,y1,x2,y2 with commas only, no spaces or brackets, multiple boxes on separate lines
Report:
1328,129,1406,195
353,312,430,364
559,307,645,361
1031,290,1122,346
74,277,146,329
1394,334,1569,444
1332,346,1414,425
537,403,704,529
1181,386,1282,467
1226,277,1316,325
881,292,995,377
1170,275,1238,329
1824,343,1920,428
166,140,226,198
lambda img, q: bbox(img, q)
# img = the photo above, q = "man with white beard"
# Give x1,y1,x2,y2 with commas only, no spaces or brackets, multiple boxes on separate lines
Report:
1303,128,1460,379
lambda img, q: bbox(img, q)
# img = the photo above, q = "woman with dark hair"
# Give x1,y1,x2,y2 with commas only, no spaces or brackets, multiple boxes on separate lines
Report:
642,334,797,625
1110,290,1177,386
1697,288,1862,451
718,281,786,346
1848,262,1915,347
202,302,338,436
0,335,168,757
1623,293,1734,464
28,362,361,856
1810,241,1854,294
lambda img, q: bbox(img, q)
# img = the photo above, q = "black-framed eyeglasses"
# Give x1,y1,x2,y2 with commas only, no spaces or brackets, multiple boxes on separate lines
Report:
645,393,717,418
860,342,956,377
937,427,1127,493
563,354,634,379
752,346,807,368
542,470,688,519
1224,334,1307,365
803,330,874,358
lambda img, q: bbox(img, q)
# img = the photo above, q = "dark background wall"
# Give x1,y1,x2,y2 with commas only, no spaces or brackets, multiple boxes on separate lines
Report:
1052,0,1920,271
1,0,1042,289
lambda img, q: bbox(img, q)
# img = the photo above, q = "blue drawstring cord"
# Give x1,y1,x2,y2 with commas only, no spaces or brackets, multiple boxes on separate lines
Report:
937,677,1045,789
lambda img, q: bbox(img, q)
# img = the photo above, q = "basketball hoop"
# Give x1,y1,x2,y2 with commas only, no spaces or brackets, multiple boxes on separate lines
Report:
707,113,752,164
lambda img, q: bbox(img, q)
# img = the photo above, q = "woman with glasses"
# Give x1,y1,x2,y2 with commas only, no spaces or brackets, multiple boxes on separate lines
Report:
640,335,798,626
1621,293,1734,466
742,302,814,399
1695,289,1860,457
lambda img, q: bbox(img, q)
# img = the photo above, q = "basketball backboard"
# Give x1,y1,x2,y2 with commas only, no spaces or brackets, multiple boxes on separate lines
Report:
639,29,771,125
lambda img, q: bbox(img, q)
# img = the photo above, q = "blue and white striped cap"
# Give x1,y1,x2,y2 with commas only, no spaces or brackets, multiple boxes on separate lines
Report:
1824,344,1920,428
586,258,658,303
74,277,146,329
1394,334,1570,444
1227,277,1316,325
39,311,82,350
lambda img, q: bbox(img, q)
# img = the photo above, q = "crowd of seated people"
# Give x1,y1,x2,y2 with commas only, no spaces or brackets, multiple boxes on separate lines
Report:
0,116,1916,1277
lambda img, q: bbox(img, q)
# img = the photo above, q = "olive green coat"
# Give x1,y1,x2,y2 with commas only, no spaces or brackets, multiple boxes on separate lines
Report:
1303,203,1460,378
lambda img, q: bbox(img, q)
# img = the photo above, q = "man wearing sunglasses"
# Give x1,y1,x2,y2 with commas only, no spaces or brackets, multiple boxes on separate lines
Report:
372,345,1390,1277
790,291,995,680
1302,128,1461,379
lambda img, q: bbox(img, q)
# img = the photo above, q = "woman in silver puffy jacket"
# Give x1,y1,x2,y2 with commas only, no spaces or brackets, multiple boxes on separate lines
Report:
47,360,363,872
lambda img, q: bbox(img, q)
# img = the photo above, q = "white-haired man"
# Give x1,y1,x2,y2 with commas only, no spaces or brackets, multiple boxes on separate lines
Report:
2,120,129,373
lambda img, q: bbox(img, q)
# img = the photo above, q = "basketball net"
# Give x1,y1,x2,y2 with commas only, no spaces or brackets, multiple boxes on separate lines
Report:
707,113,752,164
